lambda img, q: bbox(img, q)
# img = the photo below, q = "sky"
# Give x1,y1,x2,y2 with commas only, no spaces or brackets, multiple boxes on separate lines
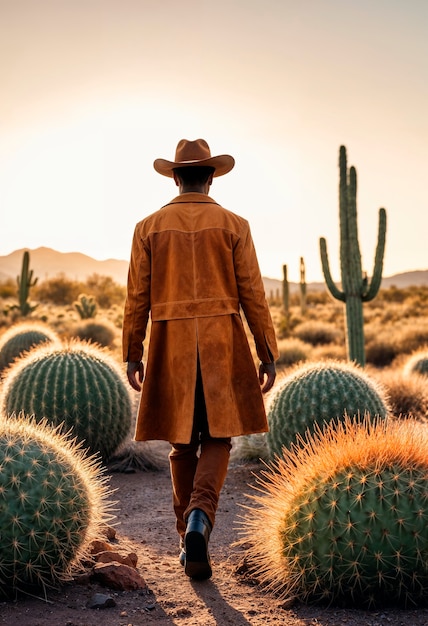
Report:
0,0,427,282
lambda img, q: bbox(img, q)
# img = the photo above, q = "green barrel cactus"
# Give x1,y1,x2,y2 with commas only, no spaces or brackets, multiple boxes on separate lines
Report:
0,322,60,374
240,416,428,608
404,350,428,378
266,360,389,458
0,339,132,461
0,414,113,597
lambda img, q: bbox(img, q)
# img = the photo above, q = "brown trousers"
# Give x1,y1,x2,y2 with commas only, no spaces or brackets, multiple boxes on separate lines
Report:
168,361,232,538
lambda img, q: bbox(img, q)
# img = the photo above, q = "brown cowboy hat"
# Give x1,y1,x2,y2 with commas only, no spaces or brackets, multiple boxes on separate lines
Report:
153,138,235,178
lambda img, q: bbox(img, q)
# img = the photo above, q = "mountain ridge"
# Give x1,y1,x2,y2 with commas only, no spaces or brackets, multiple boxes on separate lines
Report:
1,247,427,292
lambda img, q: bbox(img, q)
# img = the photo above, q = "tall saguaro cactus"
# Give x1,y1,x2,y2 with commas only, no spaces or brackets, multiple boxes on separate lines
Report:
282,264,290,324
319,146,387,366
16,251,38,316
299,256,307,316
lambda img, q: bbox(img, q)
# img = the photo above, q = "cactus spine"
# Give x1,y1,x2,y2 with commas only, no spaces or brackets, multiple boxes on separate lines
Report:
240,416,428,608
0,414,112,597
266,360,389,458
0,339,132,461
15,251,38,316
319,146,387,366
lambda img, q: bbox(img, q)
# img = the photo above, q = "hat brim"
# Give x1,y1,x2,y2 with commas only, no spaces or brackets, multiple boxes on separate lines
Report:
153,154,235,178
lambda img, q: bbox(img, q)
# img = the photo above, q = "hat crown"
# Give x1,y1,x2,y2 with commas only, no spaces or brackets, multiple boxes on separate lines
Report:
175,139,211,163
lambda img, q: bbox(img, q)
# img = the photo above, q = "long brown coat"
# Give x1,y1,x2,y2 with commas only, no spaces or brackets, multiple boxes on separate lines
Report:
122,192,278,443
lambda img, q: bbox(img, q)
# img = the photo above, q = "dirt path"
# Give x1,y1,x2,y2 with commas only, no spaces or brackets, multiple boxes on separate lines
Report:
1,450,428,626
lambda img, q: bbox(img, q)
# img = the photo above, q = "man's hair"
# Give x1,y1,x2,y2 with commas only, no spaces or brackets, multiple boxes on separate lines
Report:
173,166,215,185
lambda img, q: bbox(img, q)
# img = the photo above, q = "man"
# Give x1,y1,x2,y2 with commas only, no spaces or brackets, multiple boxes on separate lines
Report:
122,138,278,580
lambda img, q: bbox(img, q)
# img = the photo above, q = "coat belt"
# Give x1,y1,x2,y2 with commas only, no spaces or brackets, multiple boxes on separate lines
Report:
151,298,240,321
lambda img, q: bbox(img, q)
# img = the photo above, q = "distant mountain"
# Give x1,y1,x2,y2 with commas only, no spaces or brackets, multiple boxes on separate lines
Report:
0,247,427,292
0,247,129,286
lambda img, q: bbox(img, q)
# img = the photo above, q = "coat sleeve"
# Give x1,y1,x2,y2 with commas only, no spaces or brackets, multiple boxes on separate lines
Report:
233,221,279,363
122,224,151,362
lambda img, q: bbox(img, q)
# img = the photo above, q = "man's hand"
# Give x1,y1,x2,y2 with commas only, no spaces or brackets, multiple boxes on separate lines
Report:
259,361,276,393
127,361,144,392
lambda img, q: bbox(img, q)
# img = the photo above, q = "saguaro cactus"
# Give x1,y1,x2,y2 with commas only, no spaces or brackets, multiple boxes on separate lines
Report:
282,264,289,322
15,251,38,316
319,146,387,366
299,256,307,315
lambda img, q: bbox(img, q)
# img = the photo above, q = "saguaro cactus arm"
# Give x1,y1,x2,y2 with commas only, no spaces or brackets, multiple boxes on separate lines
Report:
362,207,387,302
319,238,346,302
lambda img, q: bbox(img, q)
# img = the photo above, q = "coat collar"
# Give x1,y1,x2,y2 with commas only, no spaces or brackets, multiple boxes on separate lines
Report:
166,192,219,206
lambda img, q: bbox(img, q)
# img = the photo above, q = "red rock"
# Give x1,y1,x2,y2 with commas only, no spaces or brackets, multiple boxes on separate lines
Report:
89,539,114,554
94,550,138,568
92,561,147,591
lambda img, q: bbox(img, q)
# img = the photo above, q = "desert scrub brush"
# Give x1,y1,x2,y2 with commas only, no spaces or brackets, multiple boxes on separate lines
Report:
0,339,132,461
403,349,428,378
266,360,389,458
239,415,428,608
0,413,113,598
0,321,60,374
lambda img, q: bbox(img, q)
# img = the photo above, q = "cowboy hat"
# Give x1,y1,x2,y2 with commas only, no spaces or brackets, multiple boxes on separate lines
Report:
153,139,235,178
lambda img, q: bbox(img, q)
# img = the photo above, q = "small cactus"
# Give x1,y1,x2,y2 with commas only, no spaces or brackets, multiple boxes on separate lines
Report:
74,293,97,319
266,360,389,458
240,415,428,608
299,256,307,316
0,339,132,461
403,350,428,378
0,414,113,597
14,251,38,317
0,322,60,374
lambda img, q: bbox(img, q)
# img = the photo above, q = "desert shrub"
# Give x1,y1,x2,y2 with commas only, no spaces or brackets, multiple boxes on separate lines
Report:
70,320,117,348
397,322,428,354
293,320,341,346
375,369,428,421
365,335,400,367
85,274,126,309
35,274,81,305
230,433,269,463
310,343,347,361
0,279,16,299
275,337,311,368
240,416,428,608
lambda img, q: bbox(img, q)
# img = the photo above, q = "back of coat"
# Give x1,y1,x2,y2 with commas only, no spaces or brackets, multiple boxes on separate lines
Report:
122,192,278,443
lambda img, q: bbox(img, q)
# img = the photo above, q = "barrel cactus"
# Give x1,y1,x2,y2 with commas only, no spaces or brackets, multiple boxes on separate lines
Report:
404,350,428,378
0,339,132,461
240,415,428,608
266,360,389,458
0,322,60,374
0,413,113,597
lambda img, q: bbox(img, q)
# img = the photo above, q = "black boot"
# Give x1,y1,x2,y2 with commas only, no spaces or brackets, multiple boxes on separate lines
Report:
184,509,212,580
179,538,185,566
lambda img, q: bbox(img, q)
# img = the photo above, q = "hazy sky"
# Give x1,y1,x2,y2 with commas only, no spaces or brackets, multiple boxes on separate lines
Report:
1,0,427,281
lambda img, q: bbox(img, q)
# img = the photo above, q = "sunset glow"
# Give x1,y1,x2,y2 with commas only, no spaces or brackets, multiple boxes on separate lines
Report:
1,0,427,282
